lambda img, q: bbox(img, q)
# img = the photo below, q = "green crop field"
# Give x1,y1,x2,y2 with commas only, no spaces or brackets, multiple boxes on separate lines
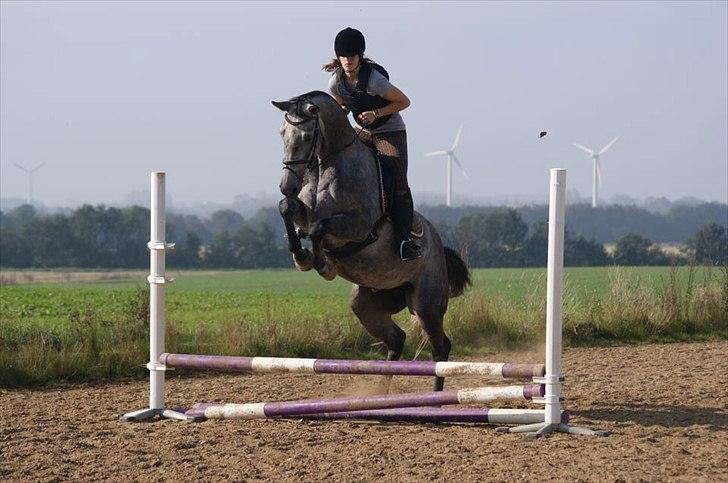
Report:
1,266,726,387
0,266,722,330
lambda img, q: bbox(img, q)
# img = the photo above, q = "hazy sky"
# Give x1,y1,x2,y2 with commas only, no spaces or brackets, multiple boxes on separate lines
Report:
1,1,726,206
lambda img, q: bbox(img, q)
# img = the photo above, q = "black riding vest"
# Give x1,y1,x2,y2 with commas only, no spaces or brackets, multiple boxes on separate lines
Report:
340,60,393,130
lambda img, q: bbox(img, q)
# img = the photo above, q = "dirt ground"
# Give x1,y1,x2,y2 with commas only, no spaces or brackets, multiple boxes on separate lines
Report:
2,341,726,482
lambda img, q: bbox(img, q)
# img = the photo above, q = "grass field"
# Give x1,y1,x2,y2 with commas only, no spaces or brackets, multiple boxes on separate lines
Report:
1,266,721,328
1,266,726,387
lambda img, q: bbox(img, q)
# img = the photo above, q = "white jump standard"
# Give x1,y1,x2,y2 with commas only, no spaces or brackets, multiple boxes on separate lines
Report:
494,169,608,437
120,173,190,422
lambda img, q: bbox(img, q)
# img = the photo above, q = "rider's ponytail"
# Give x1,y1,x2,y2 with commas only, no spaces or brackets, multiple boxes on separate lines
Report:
322,55,375,73
322,58,341,72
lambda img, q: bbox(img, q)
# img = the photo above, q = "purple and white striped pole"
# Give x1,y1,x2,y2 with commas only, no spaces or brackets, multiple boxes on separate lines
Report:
186,384,543,420
159,353,545,380
297,407,569,424
185,404,569,425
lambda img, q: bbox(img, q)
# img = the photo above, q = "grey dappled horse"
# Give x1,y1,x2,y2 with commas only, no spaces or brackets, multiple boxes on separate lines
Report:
273,91,470,391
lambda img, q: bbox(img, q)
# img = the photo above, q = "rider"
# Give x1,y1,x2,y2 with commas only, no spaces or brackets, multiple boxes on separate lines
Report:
323,27,422,261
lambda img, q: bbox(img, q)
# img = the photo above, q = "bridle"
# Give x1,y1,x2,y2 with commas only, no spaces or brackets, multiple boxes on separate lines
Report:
281,100,358,184
281,112,321,179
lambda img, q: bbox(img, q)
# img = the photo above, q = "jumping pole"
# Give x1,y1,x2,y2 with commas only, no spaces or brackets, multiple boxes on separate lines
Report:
159,353,545,380
184,384,544,421
184,403,569,425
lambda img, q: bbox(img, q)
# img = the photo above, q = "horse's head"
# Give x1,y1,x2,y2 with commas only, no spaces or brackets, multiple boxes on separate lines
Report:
272,96,321,197
272,91,353,198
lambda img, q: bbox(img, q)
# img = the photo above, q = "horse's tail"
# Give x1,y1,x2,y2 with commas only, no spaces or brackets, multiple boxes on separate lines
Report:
444,247,471,298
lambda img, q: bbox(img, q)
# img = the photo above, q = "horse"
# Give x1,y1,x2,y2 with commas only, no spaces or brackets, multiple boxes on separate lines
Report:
272,91,470,391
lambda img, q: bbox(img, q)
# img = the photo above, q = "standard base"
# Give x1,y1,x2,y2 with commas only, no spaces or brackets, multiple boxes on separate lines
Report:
495,422,610,439
119,407,194,422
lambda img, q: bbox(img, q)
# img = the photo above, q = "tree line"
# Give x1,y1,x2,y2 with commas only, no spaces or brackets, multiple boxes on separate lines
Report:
1,204,726,269
419,202,727,243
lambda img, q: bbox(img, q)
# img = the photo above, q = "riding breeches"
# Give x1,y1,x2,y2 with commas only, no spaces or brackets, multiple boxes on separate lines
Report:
358,129,414,244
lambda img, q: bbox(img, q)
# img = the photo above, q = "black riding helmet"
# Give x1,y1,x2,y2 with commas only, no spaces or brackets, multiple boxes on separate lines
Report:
334,27,365,57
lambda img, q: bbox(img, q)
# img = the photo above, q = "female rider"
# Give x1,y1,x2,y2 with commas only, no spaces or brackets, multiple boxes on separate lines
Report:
323,27,421,261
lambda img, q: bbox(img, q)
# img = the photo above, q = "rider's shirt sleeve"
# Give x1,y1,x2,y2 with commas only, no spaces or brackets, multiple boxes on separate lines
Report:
367,69,392,97
327,75,340,99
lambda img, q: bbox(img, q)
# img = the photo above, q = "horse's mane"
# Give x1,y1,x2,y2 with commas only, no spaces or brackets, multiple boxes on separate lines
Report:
293,90,334,103
291,90,339,113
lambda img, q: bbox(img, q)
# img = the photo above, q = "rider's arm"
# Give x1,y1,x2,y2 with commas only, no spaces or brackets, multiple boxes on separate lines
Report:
327,76,350,113
331,93,350,113
375,84,410,117
357,84,410,125
358,71,411,124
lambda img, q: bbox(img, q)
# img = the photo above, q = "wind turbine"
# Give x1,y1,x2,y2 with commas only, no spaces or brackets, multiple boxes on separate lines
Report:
572,137,618,208
12,162,46,205
424,124,468,207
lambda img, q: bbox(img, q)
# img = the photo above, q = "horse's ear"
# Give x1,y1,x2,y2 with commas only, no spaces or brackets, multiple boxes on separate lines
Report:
272,100,293,112
304,102,319,116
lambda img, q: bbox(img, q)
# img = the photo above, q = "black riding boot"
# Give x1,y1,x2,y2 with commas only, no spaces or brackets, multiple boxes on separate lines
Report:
392,188,422,261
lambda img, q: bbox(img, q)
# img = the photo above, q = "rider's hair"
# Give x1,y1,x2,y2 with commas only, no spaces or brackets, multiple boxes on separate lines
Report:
322,54,372,73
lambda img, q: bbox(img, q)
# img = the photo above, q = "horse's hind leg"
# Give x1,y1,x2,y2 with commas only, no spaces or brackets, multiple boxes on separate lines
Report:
350,285,407,362
406,279,451,391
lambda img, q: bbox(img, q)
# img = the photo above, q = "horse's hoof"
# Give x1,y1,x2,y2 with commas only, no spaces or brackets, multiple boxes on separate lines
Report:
294,249,314,271
318,262,337,281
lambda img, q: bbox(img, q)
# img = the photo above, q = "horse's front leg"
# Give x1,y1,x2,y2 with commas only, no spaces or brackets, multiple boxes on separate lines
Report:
310,236,336,280
308,211,372,281
309,211,372,241
278,197,314,271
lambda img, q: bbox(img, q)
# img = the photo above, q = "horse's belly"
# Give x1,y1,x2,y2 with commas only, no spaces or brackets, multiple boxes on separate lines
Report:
334,264,417,290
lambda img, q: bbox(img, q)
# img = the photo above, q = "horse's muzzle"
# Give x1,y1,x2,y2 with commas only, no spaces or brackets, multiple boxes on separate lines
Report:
279,167,302,198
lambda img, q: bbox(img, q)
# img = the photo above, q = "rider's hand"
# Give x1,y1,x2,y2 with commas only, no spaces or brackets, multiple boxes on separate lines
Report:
357,111,377,125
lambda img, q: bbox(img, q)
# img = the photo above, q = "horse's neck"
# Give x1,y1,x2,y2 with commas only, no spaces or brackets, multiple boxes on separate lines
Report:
310,141,380,218
303,109,380,220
